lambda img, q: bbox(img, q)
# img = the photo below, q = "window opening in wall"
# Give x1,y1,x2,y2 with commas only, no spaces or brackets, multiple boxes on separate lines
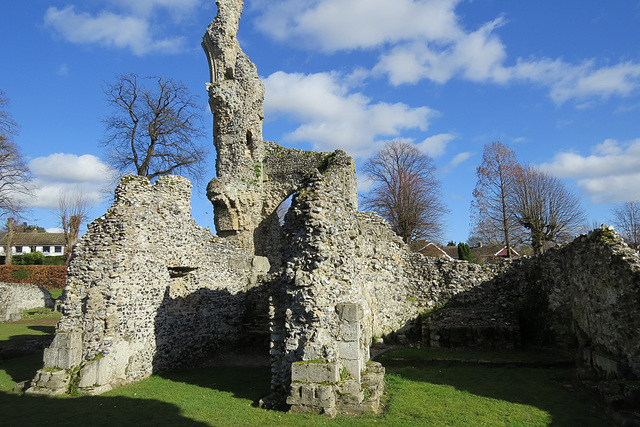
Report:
30,246,36,253
43,246,50,253
54,246,62,253
16,246,22,253
276,194,293,225
167,266,198,278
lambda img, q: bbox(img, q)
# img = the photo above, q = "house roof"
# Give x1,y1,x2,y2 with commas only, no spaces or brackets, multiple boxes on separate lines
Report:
470,244,521,259
494,246,520,257
0,232,66,246
410,241,453,260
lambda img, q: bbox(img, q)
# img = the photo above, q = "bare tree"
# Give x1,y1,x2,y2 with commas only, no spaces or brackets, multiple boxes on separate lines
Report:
471,141,523,256
362,140,448,244
4,217,16,265
611,201,640,249
57,189,91,263
0,90,31,220
102,74,208,184
0,90,18,135
511,166,585,254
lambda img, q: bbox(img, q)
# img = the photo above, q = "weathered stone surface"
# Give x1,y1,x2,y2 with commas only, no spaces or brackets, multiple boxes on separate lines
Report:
27,369,71,396
203,1,357,266
0,282,53,321
27,1,640,421
29,175,262,395
42,332,82,369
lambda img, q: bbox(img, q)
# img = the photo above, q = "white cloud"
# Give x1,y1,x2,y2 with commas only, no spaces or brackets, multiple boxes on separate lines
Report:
107,0,202,17
30,154,113,183
253,0,463,52
253,0,640,104
509,59,640,104
374,17,508,86
576,173,640,204
44,6,186,56
539,139,640,204
445,151,472,170
264,71,436,158
25,154,115,209
415,133,455,157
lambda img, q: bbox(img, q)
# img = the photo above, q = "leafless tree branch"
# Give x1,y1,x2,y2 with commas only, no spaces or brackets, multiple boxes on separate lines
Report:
362,140,448,244
101,74,208,185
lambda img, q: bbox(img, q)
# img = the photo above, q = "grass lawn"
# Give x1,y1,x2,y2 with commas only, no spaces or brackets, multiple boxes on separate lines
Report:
0,314,613,426
49,288,63,301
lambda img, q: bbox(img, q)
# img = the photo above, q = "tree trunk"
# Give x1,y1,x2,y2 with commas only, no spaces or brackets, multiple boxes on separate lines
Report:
65,215,81,264
531,228,545,255
4,218,14,265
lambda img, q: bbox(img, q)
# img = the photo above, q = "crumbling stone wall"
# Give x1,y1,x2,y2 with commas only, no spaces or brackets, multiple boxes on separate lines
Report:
422,226,640,415
496,227,640,380
28,1,640,420
27,175,267,395
0,283,53,321
267,164,501,415
202,0,357,268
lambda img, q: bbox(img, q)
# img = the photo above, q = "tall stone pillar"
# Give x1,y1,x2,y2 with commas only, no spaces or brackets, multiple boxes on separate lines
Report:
202,0,266,252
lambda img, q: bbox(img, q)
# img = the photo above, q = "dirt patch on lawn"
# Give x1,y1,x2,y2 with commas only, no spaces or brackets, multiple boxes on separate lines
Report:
10,317,59,326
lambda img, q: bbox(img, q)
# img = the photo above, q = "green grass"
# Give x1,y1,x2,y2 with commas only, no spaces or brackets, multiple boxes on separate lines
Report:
50,288,63,301
0,308,60,342
376,346,571,365
0,318,612,426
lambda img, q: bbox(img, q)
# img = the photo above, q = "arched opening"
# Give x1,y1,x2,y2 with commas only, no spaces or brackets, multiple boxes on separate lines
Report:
276,194,293,225
246,130,254,154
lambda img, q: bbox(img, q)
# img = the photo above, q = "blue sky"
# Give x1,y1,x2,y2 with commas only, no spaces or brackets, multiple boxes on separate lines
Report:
2,0,640,244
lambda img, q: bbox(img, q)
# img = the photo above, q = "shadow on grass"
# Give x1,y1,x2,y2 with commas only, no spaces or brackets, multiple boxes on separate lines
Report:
1,350,44,384
0,391,210,426
28,325,56,334
385,361,612,426
158,365,272,406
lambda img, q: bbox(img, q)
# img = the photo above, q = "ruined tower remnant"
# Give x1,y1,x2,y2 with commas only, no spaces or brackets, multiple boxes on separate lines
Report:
202,0,266,251
202,0,358,264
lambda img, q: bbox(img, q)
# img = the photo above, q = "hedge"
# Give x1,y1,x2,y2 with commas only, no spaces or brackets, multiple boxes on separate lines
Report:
0,255,67,265
0,265,67,289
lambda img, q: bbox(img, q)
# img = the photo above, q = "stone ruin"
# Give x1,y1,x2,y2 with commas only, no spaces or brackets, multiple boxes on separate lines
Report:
0,283,53,322
27,0,639,420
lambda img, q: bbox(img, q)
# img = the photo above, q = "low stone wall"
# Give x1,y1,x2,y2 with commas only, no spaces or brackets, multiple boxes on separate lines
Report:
420,226,640,417
499,227,640,380
27,176,268,396
424,227,640,380
0,282,53,321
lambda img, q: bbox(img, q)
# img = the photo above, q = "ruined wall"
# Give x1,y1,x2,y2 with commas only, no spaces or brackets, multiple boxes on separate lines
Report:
202,0,358,266
27,176,266,396
497,227,640,380
423,225,640,385
203,0,266,251
0,283,53,321
25,1,640,420
268,164,501,415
